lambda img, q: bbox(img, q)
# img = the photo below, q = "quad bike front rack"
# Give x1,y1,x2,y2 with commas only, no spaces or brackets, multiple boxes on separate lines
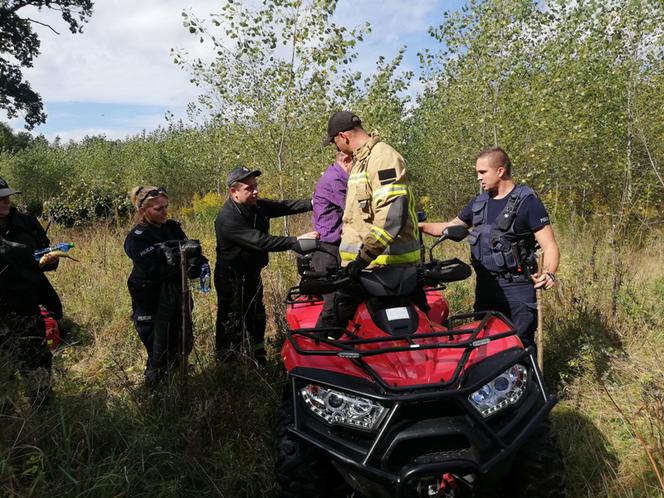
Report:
285,310,519,392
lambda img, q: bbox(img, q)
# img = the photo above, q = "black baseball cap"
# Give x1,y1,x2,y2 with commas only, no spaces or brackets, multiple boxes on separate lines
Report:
322,111,362,145
226,166,262,187
0,177,21,197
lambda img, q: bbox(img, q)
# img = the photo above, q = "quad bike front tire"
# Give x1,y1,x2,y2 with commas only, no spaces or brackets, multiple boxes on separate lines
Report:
273,398,350,498
501,418,566,498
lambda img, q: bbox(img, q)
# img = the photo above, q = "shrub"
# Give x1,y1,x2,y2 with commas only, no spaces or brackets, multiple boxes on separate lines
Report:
43,181,132,227
180,191,223,224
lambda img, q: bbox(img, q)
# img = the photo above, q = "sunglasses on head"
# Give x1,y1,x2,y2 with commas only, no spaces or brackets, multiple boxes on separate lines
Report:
137,187,167,207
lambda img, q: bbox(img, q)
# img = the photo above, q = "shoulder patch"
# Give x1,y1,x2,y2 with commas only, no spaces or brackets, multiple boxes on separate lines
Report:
139,246,155,257
378,168,397,185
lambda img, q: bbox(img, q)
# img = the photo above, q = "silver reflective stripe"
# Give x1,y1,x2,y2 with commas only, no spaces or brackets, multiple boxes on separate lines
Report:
340,242,362,255
382,238,419,255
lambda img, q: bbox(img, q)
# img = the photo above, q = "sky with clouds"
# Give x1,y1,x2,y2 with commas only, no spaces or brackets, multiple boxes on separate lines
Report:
6,0,465,142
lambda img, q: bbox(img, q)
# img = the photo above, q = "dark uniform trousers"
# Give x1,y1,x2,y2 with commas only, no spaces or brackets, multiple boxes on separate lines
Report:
474,276,537,347
0,309,52,403
130,282,193,384
215,268,267,363
311,242,341,328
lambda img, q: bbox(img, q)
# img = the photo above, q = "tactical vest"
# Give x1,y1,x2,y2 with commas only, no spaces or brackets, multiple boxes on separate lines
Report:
467,185,538,279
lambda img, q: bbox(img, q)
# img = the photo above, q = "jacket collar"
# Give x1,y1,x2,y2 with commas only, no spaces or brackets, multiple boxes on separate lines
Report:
353,131,381,163
227,197,256,217
4,206,30,230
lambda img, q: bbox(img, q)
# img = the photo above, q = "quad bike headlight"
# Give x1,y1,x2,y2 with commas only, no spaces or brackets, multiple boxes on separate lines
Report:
300,384,387,431
468,364,528,418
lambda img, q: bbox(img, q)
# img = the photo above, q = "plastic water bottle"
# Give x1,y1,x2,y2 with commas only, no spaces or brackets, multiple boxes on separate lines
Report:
199,263,211,293
34,242,75,261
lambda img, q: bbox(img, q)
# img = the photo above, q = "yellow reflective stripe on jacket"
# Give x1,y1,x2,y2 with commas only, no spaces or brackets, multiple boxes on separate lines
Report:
348,172,369,185
373,183,409,202
370,225,394,247
340,250,358,262
341,249,421,265
341,241,420,265
407,191,419,238
373,250,421,265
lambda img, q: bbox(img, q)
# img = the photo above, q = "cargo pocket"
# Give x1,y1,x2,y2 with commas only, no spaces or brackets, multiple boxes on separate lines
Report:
502,249,517,271
491,241,515,271
511,299,538,347
467,230,481,261
356,183,373,222
471,202,485,227
491,250,507,269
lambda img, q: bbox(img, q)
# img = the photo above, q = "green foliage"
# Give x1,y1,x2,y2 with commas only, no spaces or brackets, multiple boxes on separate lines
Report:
407,0,664,222
352,50,413,149
43,181,131,227
173,0,371,203
0,122,33,153
180,191,224,224
0,1,94,129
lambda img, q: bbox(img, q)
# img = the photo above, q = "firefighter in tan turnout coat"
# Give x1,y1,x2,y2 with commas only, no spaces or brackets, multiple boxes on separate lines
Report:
321,111,421,327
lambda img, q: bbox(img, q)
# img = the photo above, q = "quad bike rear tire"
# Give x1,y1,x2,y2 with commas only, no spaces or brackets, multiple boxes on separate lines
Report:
500,418,566,498
273,398,350,498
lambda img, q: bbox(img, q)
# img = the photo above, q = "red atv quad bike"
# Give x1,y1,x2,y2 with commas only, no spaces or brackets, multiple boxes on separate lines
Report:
273,226,565,498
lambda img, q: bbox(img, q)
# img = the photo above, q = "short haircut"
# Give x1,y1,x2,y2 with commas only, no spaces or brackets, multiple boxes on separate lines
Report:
477,147,512,176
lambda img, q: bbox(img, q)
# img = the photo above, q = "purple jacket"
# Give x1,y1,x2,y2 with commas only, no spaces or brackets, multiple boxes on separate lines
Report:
312,162,348,244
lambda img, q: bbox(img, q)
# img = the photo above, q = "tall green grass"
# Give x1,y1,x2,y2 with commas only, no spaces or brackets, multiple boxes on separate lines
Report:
1,214,662,497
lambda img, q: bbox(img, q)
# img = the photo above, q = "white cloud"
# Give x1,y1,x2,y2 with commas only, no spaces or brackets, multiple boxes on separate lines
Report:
19,0,448,107
20,0,220,106
6,0,455,138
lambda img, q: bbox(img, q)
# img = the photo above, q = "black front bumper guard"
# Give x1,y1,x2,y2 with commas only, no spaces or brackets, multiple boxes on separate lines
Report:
287,346,556,497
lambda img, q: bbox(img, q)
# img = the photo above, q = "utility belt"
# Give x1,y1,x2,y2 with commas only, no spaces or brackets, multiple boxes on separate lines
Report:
473,264,532,283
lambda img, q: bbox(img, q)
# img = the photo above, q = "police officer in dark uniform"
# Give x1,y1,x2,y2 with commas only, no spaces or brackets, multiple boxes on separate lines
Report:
0,177,60,406
124,186,208,388
420,147,560,346
215,166,317,364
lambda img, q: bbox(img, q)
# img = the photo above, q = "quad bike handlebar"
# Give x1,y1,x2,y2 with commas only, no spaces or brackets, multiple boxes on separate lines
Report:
294,258,471,299
292,224,471,300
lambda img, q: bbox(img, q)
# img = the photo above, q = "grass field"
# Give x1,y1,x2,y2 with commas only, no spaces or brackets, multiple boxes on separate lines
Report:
1,213,663,497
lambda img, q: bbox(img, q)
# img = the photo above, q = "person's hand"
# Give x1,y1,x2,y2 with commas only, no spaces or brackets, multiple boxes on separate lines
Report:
532,271,556,290
38,252,58,268
298,231,319,240
345,257,370,279
418,222,445,237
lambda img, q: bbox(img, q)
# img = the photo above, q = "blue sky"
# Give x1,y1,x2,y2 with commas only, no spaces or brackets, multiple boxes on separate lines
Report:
6,0,465,142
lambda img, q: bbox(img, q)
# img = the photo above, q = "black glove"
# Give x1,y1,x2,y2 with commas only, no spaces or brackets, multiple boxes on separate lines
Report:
346,257,370,279
187,256,207,278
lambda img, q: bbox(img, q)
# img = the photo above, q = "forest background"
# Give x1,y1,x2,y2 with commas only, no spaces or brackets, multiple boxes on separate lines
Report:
1,0,664,496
